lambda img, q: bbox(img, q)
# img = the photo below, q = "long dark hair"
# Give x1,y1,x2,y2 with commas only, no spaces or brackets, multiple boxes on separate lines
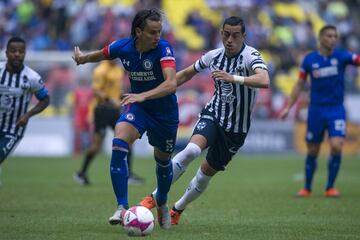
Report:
131,9,162,37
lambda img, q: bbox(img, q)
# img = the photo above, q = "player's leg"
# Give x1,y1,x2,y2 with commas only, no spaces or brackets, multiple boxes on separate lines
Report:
172,159,216,218
325,108,346,197
109,121,140,224
141,119,211,209
74,133,103,185
74,105,106,185
171,127,245,225
297,106,324,197
325,137,344,197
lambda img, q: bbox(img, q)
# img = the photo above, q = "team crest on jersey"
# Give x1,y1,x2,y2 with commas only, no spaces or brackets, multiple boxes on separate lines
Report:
196,121,206,130
125,113,135,121
330,58,338,65
143,59,153,70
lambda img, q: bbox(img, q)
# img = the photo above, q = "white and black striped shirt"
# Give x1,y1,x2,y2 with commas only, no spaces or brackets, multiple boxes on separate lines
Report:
0,62,46,137
194,44,268,133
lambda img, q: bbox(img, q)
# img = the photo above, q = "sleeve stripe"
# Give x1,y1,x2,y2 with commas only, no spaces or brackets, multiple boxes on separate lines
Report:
353,54,360,65
299,70,307,81
198,59,206,69
160,56,175,61
160,59,176,69
102,46,110,59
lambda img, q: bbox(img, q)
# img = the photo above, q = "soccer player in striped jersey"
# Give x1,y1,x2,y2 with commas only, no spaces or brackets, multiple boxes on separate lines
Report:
0,37,49,165
72,9,178,229
140,16,269,225
280,25,360,198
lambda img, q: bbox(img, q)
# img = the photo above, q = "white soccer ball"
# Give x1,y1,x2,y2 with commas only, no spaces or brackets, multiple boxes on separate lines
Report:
122,206,155,237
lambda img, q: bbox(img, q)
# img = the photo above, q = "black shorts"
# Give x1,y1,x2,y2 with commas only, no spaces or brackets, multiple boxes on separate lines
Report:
0,133,22,164
94,102,121,136
192,116,247,171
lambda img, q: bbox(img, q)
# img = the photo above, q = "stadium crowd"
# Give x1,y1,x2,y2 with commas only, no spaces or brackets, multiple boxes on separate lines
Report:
0,0,359,119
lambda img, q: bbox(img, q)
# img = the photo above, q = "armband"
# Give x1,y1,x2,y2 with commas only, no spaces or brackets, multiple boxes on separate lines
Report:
233,75,245,84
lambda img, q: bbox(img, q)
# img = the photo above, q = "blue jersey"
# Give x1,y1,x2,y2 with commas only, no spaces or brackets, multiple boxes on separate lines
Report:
103,38,178,120
300,49,358,106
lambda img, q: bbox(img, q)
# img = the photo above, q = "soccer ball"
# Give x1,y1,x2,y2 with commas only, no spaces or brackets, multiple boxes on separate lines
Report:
122,206,155,236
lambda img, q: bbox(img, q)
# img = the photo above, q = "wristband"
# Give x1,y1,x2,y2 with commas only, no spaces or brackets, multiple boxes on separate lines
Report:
233,75,245,84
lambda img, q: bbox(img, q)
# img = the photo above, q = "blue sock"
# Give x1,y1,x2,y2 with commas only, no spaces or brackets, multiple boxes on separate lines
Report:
326,154,341,190
304,155,317,191
155,157,173,206
110,138,129,207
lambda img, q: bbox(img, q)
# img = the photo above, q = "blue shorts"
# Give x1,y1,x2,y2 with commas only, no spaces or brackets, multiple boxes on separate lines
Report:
306,105,346,143
117,103,178,153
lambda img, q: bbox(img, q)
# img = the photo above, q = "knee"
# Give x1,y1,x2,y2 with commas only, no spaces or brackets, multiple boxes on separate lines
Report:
184,143,201,159
330,145,342,155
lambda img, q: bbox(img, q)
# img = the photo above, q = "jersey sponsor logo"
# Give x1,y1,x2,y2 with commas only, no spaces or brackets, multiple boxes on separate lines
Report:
142,59,153,70
125,113,135,121
0,95,14,113
129,71,156,81
312,66,338,78
220,81,235,103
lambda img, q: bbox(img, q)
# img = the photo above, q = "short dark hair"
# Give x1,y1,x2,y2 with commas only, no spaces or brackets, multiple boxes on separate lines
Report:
131,9,162,37
319,25,337,36
6,36,26,50
222,16,246,34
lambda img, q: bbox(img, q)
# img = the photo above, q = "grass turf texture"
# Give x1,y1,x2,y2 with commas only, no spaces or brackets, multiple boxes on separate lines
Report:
0,154,359,240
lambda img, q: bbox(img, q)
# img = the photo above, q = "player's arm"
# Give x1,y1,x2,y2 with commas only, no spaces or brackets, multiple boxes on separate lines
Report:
120,67,177,105
176,64,198,87
72,46,105,65
211,68,269,88
279,74,307,120
16,92,50,127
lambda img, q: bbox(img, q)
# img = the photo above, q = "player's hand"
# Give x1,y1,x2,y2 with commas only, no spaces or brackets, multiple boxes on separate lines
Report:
16,114,30,127
72,46,85,65
278,108,290,120
211,70,234,82
120,93,146,106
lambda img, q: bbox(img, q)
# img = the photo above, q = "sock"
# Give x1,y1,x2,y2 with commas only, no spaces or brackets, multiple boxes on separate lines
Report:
326,154,341,190
80,152,95,174
110,138,129,207
304,155,317,191
152,143,201,196
174,168,211,211
127,149,133,176
155,157,173,206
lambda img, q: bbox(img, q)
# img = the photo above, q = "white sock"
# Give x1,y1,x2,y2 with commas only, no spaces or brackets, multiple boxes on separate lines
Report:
174,168,211,211
152,142,201,196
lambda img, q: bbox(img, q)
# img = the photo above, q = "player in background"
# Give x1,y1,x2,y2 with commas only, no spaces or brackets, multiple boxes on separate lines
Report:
140,16,269,225
280,25,360,197
72,9,178,229
0,37,49,167
73,61,144,186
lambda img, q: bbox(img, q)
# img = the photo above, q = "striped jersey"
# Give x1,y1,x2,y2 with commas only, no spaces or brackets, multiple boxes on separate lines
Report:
0,62,49,137
194,44,267,133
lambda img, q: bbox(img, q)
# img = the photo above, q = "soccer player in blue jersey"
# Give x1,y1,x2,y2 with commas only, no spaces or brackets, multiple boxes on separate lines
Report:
72,9,178,229
280,25,360,197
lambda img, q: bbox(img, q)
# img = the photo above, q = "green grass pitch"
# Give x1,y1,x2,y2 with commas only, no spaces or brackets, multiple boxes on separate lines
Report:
0,154,359,240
